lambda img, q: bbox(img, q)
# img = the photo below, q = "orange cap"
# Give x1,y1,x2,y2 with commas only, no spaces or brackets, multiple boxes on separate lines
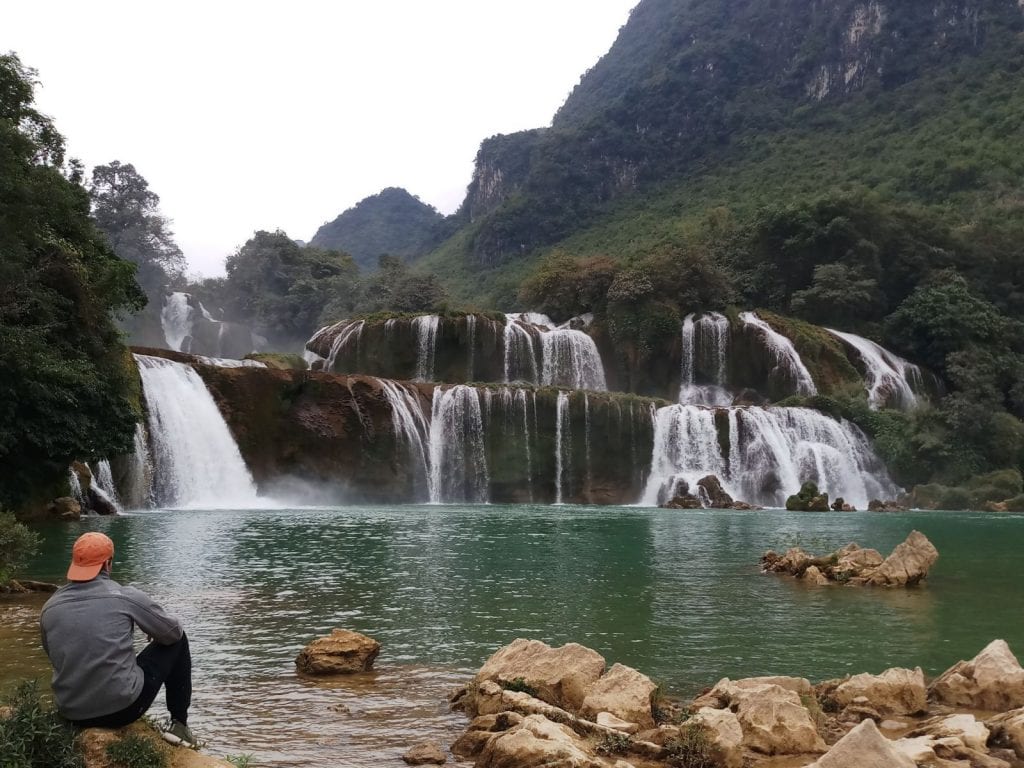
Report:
67,532,114,581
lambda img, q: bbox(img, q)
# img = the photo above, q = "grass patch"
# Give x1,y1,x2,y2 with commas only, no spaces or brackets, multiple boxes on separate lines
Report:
665,721,717,768
105,732,168,768
0,681,83,768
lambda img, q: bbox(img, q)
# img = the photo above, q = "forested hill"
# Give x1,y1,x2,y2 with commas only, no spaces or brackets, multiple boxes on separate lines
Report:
309,187,444,270
417,0,1024,297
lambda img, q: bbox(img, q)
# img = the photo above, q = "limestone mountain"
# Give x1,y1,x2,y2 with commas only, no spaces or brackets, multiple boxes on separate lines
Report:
421,0,1024,298
310,187,444,270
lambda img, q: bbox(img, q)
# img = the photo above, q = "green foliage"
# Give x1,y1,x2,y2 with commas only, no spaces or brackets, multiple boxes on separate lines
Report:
104,733,167,768
595,731,633,756
517,252,616,321
665,721,716,768
201,230,359,347
224,755,254,768
309,187,444,271
350,255,447,317
0,511,39,584
0,681,83,768
0,53,146,510
501,677,538,697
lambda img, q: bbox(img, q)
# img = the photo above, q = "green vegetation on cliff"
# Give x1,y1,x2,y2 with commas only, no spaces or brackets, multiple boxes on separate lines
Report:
0,53,146,511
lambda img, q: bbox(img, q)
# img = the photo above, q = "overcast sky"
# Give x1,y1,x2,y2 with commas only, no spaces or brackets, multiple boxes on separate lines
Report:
5,1,637,276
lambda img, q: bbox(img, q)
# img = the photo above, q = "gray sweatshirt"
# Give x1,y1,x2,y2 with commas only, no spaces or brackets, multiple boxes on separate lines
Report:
39,573,183,721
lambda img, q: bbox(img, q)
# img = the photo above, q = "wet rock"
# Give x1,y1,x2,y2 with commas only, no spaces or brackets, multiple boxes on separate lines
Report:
697,475,733,508
580,662,658,730
47,496,81,521
786,481,829,511
806,718,916,767
476,714,602,768
402,740,446,765
830,497,855,511
853,530,938,586
473,638,606,712
832,667,927,716
690,707,744,768
930,640,1024,711
661,493,702,509
802,565,830,585
868,499,908,512
294,628,380,675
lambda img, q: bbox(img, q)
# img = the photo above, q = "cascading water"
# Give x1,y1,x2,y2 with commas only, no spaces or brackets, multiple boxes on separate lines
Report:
503,315,540,384
325,320,365,371
161,292,193,352
135,354,261,508
739,312,817,396
554,391,571,504
642,404,898,509
583,393,592,499
679,312,732,406
67,468,84,504
827,329,922,410
119,423,153,509
90,460,123,513
195,356,266,369
413,315,441,382
428,385,489,503
466,314,476,381
541,330,607,391
377,379,431,500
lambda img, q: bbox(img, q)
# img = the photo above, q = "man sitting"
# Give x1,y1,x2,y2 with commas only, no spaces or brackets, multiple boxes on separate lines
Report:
40,531,197,748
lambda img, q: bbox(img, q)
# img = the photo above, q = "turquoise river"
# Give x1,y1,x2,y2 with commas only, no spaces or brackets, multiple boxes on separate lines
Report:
2,504,1023,766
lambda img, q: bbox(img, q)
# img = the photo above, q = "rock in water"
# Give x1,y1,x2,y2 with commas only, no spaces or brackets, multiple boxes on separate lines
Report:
807,719,916,767
856,530,938,586
697,474,734,508
402,740,447,765
295,628,381,675
47,496,81,521
929,639,1024,711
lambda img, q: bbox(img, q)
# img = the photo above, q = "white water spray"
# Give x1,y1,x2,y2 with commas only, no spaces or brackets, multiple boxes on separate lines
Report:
554,391,571,504
541,330,607,391
413,315,441,382
161,292,193,352
827,329,921,410
739,312,817,396
428,385,489,503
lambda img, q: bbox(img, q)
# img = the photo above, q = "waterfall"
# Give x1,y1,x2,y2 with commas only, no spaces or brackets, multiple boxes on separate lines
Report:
519,388,534,501
67,468,84,504
554,391,571,504
120,423,153,509
91,460,123,513
428,385,489,503
739,312,817,396
325,320,365,371
377,379,431,499
135,354,261,508
827,329,922,410
679,312,732,406
195,356,266,369
161,292,193,352
413,315,441,382
541,329,607,391
641,404,898,509
503,315,540,384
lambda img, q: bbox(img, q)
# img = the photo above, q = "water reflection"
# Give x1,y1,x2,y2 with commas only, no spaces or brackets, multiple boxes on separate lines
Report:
4,505,1024,766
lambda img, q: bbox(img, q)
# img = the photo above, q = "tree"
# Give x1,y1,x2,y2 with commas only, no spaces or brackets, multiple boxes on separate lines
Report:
350,254,447,316
0,52,145,510
89,161,185,298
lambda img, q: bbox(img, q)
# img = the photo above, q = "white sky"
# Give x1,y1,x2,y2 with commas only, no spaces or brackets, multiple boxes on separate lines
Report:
4,1,637,276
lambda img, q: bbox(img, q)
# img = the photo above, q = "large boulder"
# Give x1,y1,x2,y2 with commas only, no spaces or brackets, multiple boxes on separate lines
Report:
475,714,603,768
474,639,606,712
697,475,734,508
580,663,658,730
47,496,81,521
854,530,939,586
806,719,916,767
906,713,990,751
930,640,1024,711
294,628,380,675
720,682,827,755
402,740,447,765
832,667,927,716
833,543,884,573
693,676,813,709
690,707,744,768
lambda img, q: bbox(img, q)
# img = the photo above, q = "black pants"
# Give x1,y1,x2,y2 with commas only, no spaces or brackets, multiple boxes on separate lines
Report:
73,632,192,729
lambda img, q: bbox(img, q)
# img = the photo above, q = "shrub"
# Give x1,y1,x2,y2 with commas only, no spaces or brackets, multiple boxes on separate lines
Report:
501,677,539,697
0,680,83,768
595,731,632,755
0,511,39,584
105,733,168,768
665,721,716,768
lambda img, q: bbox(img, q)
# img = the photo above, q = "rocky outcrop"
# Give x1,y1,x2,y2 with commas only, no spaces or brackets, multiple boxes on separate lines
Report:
294,628,380,676
402,740,447,765
930,640,1024,711
690,707,744,768
579,662,658,730
825,667,927,716
762,531,938,587
988,708,1024,758
475,714,601,768
806,718,916,768
659,475,758,510
77,722,234,768
46,496,81,521
785,481,831,512
471,639,606,712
